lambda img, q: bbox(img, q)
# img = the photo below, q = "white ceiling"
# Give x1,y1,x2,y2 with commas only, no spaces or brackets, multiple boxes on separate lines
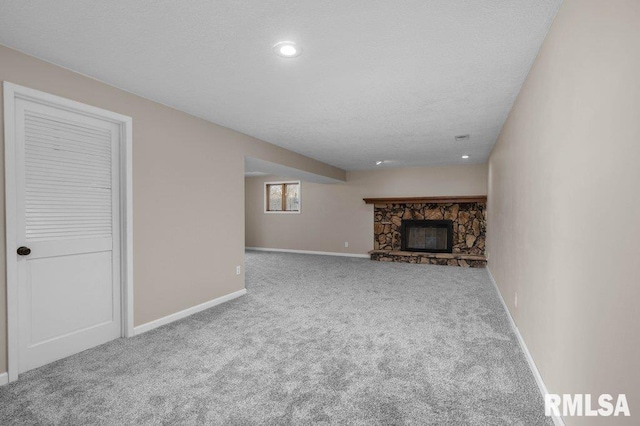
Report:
0,0,561,170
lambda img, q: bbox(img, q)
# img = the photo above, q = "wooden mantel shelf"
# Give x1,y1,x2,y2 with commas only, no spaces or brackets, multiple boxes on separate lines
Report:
363,196,487,205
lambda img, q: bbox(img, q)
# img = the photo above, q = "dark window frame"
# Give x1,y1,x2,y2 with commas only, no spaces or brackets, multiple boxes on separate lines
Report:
265,181,301,213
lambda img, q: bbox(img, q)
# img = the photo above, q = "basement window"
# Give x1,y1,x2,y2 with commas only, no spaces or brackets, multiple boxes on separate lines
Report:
265,181,301,213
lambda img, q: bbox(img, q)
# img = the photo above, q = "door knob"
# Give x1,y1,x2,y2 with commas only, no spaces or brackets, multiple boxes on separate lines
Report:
17,246,31,256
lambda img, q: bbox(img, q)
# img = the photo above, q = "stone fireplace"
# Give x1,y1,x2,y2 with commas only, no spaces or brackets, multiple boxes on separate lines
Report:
364,196,487,267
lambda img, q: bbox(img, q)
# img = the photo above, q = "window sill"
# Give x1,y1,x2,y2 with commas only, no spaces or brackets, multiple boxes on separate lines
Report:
264,210,301,214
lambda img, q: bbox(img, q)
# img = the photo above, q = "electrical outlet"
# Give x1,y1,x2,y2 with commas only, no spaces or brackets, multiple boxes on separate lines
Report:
514,292,518,308
344,241,349,248
236,266,241,275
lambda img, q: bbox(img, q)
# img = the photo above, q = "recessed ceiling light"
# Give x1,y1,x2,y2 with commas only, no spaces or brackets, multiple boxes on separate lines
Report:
273,41,302,58
461,155,470,159
455,135,470,141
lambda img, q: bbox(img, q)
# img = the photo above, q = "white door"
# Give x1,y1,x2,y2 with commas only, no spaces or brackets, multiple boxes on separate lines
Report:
13,98,122,373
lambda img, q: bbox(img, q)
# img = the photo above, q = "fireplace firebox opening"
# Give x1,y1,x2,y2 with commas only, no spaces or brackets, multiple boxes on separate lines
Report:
400,220,454,253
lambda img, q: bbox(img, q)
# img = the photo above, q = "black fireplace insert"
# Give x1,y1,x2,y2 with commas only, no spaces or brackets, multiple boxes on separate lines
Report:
400,219,453,253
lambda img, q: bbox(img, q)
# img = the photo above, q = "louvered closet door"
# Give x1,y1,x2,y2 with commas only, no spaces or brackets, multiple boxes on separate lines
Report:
15,98,121,373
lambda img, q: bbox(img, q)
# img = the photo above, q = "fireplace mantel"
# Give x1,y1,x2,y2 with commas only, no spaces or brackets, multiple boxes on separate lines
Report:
363,196,487,205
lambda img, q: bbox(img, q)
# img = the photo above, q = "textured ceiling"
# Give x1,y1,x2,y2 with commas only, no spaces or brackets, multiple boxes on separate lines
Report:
0,0,561,170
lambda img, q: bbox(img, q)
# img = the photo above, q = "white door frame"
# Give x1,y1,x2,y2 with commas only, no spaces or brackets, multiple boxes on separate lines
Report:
3,82,134,383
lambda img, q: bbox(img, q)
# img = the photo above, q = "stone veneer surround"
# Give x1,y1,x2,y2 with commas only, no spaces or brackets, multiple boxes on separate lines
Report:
369,200,487,267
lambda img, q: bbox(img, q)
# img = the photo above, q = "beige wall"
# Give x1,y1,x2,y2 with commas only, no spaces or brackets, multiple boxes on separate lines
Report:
487,0,640,424
0,45,344,374
246,164,487,254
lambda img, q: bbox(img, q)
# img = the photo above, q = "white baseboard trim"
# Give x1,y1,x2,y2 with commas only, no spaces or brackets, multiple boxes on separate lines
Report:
246,247,369,258
486,268,564,426
0,372,8,386
133,289,247,336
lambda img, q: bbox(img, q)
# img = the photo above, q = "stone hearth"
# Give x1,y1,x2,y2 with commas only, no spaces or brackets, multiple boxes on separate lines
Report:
364,196,487,267
369,251,487,268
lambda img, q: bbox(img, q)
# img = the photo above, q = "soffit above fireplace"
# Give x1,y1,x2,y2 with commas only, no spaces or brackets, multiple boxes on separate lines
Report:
363,196,487,205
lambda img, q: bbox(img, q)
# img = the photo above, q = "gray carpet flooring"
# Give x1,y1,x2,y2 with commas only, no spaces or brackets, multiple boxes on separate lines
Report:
0,251,551,425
